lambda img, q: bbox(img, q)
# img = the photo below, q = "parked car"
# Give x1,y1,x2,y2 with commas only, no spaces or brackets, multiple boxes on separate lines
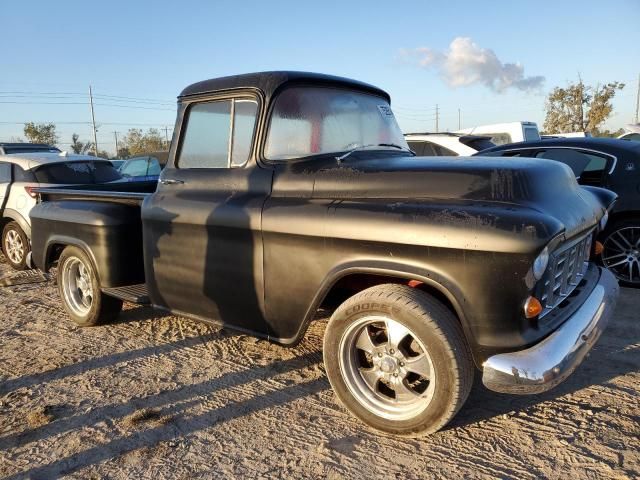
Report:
404,132,494,156
30,71,618,436
618,124,640,142
0,143,60,155
476,137,640,286
541,132,591,139
456,121,541,145
110,159,125,170
0,151,122,269
118,151,168,181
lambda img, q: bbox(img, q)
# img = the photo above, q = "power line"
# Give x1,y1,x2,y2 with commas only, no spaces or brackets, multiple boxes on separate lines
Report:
0,100,175,111
0,91,174,104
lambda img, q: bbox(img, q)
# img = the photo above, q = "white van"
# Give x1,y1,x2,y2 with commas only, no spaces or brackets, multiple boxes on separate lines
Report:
456,121,541,145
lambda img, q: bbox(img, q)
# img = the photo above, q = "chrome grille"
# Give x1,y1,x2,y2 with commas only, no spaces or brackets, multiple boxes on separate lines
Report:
539,232,593,317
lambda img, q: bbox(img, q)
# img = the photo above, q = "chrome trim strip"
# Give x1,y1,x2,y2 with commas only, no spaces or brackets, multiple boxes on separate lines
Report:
482,267,618,394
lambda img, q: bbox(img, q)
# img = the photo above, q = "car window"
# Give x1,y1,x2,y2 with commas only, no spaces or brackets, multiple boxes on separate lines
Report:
434,145,458,156
483,133,512,145
407,142,439,156
0,163,11,183
147,158,162,175
32,161,122,184
121,158,152,177
406,141,422,155
231,100,258,166
620,133,640,142
459,136,495,151
13,164,35,182
524,127,541,141
534,148,610,184
178,100,232,169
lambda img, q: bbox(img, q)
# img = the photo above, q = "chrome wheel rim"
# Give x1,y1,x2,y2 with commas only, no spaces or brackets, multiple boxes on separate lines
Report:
4,229,25,265
338,315,436,421
61,257,94,316
602,227,640,285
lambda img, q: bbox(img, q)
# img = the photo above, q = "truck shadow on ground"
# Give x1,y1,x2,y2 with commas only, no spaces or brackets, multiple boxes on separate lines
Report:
0,313,636,479
0,351,326,480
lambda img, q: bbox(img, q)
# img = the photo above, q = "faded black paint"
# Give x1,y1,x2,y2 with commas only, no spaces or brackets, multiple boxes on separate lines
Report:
29,72,615,366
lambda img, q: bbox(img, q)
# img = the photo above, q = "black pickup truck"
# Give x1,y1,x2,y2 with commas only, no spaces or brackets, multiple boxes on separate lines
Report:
30,71,619,435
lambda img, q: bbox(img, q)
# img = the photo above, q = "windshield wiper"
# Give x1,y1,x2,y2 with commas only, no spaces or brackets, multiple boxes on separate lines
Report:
335,143,416,163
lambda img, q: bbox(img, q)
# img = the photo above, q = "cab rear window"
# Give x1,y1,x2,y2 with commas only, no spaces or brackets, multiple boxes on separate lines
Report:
32,161,122,184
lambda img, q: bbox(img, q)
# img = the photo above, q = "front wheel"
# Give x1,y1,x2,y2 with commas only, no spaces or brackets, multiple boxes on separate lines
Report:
58,246,123,326
2,221,30,270
323,284,473,436
601,218,640,287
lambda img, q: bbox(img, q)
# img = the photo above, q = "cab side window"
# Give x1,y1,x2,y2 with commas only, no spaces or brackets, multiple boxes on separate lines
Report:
178,98,258,169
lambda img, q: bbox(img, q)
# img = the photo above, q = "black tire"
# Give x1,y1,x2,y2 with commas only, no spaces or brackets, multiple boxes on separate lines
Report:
600,217,640,287
57,246,123,326
323,284,473,436
2,221,30,271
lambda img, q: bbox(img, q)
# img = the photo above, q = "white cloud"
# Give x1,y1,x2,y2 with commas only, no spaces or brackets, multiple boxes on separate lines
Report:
399,37,545,93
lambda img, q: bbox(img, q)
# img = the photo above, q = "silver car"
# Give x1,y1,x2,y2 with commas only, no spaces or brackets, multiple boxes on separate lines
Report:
0,151,122,270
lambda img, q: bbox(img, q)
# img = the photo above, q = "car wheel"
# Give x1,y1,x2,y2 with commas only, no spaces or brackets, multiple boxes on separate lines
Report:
323,284,473,436
58,246,123,326
601,218,640,287
2,221,29,270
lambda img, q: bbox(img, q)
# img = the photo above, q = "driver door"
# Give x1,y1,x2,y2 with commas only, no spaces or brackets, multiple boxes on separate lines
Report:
143,95,272,335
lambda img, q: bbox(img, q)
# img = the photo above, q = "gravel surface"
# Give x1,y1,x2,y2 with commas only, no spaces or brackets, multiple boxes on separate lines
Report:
0,255,638,479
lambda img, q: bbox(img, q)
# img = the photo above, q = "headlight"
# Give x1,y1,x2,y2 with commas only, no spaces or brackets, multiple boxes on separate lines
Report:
532,247,549,280
599,210,609,230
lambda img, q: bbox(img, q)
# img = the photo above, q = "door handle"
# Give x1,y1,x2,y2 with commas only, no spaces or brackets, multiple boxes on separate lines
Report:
159,179,184,185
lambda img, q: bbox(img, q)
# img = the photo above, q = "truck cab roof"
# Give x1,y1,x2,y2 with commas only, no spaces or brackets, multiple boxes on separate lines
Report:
179,71,390,102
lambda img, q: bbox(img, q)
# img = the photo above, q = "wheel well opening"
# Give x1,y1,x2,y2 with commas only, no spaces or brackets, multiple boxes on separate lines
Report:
46,243,66,270
319,273,459,320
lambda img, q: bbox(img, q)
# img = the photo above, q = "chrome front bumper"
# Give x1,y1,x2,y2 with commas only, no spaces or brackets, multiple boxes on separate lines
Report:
482,267,619,394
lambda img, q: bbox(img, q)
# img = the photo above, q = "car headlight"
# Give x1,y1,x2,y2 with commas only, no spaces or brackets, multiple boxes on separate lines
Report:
599,210,609,230
532,247,549,280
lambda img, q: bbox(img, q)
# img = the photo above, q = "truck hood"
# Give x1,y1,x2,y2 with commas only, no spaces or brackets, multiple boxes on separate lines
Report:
277,154,613,241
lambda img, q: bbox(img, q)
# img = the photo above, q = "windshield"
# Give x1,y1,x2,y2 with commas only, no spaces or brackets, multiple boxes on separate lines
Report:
265,87,408,160
32,161,122,184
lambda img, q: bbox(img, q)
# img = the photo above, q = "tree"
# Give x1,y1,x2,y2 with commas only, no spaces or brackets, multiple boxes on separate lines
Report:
120,128,165,156
86,149,111,159
70,133,94,154
544,78,625,134
23,122,59,146
117,147,131,159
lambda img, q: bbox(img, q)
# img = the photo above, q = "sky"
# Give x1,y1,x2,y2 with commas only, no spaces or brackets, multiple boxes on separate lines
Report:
1,0,638,154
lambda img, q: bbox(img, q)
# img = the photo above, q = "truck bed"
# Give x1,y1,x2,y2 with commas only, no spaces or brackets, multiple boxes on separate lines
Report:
35,180,157,206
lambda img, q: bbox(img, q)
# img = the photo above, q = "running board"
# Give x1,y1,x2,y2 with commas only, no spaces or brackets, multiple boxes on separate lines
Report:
102,284,150,305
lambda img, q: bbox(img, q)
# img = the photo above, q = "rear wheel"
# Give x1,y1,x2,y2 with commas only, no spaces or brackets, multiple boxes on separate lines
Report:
58,246,123,326
323,284,473,436
601,218,640,287
2,221,29,270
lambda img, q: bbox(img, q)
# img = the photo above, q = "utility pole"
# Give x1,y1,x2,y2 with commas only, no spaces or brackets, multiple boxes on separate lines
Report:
458,108,461,130
635,73,639,124
113,131,119,158
89,85,98,155
435,104,439,133
162,126,170,149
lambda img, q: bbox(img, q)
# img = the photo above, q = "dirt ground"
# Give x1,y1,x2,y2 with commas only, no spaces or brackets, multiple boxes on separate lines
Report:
0,255,638,480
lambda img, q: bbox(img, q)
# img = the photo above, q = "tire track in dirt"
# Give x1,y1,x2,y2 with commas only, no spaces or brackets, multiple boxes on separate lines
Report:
1,253,638,479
